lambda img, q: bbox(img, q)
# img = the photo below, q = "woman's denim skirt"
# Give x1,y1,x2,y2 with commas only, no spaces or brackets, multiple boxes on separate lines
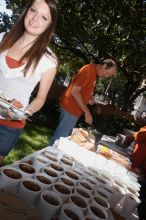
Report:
0,125,23,156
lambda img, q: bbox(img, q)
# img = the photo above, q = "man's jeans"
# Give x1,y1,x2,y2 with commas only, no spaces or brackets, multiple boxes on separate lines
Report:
49,108,79,146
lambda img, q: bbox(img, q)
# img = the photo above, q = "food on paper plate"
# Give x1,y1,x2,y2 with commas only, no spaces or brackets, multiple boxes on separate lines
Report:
9,99,24,109
96,144,130,167
80,141,95,150
112,151,130,168
70,128,96,151
70,132,86,144
0,95,24,109
0,96,30,120
78,128,89,139
96,145,113,159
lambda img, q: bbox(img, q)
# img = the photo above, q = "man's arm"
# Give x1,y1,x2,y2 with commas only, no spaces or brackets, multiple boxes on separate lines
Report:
71,85,92,125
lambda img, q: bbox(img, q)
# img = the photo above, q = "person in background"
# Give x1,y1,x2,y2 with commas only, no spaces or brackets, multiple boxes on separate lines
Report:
49,59,117,146
123,126,146,220
129,126,146,200
0,0,58,164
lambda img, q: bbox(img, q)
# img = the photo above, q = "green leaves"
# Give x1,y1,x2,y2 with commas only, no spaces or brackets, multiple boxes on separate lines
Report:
2,0,146,111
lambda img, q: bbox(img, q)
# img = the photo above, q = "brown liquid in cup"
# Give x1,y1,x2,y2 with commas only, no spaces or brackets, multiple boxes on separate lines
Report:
63,155,73,161
4,169,22,179
23,160,33,165
85,170,90,174
36,175,51,184
55,184,70,194
89,168,99,176
23,180,41,191
43,195,59,206
81,181,92,190
71,195,87,208
113,187,121,193
19,164,35,174
45,155,57,162
102,175,111,181
97,191,108,199
90,206,105,219
37,158,47,164
103,187,113,194
61,177,74,186
86,178,96,185
77,188,90,198
115,181,123,187
85,218,94,220
127,187,135,194
66,171,79,180
44,168,58,177
64,209,80,220
51,163,64,172
45,151,56,156
96,177,106,184
129,195,135,200
61,159,73,166
72,169,82,176
94,197,108,208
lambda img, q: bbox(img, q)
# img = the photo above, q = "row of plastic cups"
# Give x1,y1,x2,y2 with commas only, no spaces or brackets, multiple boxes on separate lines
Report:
18,149,74,171
32,153,75,172
21,151,116,188
14,157,81,181
37,189,109,220
40,165,81,184
39,166,115,199
0,168,109,219
115,192,141,219
43,148,75,162
38,189,109,220
0,164,132,208
1,155,140,205
0,166,110,219
112,175,140,199
32,150,111,182
100,178,140,212
0,165,82,193
32,148,139,186
97,172,141,218
113,175,141,192
0,169,112,220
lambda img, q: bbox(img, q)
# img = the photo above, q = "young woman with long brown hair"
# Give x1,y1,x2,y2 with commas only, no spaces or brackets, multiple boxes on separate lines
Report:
0,0,58,163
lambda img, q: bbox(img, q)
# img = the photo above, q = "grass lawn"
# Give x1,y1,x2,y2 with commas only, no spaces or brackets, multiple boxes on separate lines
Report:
3,123,53,165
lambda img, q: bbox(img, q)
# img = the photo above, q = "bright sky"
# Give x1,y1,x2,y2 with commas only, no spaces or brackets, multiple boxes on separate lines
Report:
0,0,12,15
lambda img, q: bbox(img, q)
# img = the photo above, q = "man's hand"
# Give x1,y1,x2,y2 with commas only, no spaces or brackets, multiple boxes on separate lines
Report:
84,110,93,125
88,96,95,105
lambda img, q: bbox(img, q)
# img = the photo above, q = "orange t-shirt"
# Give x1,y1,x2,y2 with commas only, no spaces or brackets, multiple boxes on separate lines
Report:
60,64,97,117
131,126,146,175
0,56,26,129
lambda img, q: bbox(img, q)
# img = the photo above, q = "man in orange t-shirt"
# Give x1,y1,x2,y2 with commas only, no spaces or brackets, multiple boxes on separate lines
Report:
124,126,146,203
49,59,116,146
127,126,146,219
130,126,146,175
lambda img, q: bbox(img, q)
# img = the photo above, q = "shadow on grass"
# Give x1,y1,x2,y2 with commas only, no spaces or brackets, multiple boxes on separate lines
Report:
3,123,54,165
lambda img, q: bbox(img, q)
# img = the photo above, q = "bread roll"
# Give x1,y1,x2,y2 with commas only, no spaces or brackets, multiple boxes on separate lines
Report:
78,128,89,138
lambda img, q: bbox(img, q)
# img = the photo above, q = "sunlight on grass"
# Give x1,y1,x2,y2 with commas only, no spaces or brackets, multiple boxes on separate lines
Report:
3,124,53,165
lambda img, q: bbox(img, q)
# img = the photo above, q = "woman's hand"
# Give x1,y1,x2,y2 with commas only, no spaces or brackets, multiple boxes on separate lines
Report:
24,108,33,116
